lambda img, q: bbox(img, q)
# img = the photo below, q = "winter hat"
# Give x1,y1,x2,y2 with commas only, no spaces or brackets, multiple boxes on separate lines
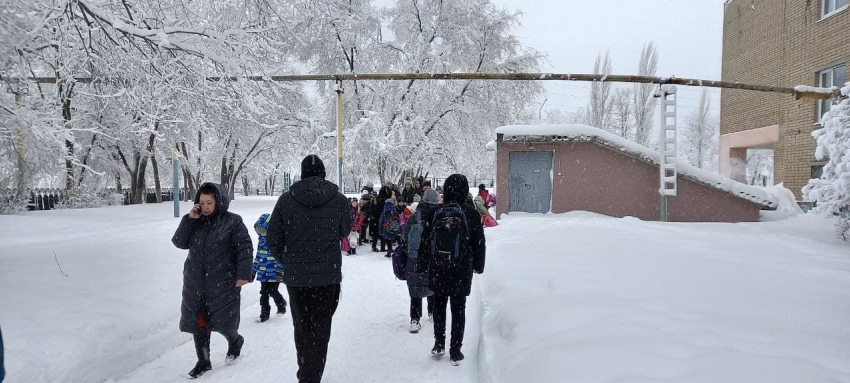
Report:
405,178,413,186
413,194,422,203
478,183,486,191
366,181,374,188
422,189,440,204
424,180,432,187
301,155,326,179
443,174,470,204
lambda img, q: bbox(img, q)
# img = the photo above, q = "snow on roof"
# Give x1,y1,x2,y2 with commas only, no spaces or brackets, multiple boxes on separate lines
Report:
495,124,778,210
485,140,496,151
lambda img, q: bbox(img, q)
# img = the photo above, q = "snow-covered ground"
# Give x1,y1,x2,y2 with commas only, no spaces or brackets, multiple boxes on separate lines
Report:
1,198,848,382
479,212,850,383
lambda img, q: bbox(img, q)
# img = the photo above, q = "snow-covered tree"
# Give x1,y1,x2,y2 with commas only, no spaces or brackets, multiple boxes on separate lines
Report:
682,88,718,170
589,51,614,132
612,88,634,139
634,41,659,147
803,83,850,240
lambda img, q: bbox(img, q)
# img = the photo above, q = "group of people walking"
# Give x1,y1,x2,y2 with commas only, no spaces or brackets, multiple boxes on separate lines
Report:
171,154,491,382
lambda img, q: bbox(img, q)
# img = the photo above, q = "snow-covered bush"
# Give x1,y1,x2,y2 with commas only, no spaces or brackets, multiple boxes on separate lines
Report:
803,83,850,240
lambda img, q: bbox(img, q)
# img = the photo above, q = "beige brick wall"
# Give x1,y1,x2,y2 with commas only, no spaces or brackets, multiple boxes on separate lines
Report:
721,0,849,198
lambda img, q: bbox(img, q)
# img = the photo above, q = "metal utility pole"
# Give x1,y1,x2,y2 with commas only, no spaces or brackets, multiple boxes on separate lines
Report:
335,81,344,191
173,149,180,218
656,85,679,222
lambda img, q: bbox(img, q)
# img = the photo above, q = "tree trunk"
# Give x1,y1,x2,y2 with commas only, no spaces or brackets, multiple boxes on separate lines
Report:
151,151,162,203
242,175,249,196
270,174,277,196
62,86,74,191
132,152,148,204
116,173,122,193
183,169,192,201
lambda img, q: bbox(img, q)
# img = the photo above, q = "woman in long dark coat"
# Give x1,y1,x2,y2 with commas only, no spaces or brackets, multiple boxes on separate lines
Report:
172,182,254,379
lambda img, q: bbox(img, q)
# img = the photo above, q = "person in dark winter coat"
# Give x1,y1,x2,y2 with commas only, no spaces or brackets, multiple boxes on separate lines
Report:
403,189,440,333
371,186,392,252
361,182,375,196
266,155,352,383
378,199,399,257
414,179,424,198
252,213,287,323
401,178,417,204
359,194,374,246
172,182,253,379
417,174,485,366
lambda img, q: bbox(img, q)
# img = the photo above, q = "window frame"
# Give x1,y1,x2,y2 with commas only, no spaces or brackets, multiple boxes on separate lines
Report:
822,0,849,19
818,64,846,121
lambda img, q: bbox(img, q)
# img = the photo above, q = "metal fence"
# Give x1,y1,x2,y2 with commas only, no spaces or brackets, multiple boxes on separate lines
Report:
2,188,190,211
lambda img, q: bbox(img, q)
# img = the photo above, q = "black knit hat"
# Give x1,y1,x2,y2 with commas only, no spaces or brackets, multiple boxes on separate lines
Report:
301,155,326,179
478,183,486,191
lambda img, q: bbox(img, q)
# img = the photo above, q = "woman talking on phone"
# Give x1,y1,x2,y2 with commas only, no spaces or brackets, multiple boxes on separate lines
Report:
172,182,254,379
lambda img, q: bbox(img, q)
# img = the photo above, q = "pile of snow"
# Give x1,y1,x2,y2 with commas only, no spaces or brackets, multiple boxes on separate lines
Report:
495,124,778,209
760,183,802,221
478,212,850,383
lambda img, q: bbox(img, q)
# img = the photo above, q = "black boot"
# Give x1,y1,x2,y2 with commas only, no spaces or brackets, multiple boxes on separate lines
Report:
430,338,445,357
259,306,270,323
188,330,211,379
276,301,287,316
225,334,244,364
449,347,465,366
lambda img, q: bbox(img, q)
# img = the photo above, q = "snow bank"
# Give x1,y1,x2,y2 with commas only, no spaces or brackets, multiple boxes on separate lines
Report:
478,213,850,383
495,124,778,209
759,183,802,221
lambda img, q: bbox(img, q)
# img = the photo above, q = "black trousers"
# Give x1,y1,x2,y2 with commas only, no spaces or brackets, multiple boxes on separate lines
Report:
432,295,466,351
410,296,434,320
260,282,286,311
287,284,341,383
380,237,394,253
359,219,370,244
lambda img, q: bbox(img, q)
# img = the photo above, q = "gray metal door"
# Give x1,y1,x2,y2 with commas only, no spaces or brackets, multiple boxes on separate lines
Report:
509,152,553,213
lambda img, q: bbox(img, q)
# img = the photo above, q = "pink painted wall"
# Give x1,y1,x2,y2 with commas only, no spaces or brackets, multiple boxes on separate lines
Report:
496,140,761,222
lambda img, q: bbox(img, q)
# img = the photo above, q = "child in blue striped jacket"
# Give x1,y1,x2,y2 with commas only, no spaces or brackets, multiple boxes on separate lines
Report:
252,213,287,322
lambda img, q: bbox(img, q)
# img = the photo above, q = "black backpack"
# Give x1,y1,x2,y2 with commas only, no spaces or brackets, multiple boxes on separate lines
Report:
430,203,470,266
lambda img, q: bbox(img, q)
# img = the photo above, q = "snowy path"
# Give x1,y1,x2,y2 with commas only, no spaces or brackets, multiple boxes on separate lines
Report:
0,197,478,383
107,250,480,383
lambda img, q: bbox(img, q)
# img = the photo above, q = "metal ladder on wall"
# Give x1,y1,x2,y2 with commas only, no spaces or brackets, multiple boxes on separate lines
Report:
657,85,678,198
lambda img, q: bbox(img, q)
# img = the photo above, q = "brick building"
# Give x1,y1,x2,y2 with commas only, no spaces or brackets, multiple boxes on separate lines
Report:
720,0,848,199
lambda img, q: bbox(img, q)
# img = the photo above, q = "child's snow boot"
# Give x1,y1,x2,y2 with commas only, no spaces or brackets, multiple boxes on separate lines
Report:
258,307,270,323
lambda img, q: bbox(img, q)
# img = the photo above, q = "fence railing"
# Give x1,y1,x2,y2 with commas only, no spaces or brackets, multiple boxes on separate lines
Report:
2,188,191,211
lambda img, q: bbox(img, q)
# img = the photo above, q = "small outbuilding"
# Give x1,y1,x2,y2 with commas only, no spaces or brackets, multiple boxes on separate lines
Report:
493,124,777,222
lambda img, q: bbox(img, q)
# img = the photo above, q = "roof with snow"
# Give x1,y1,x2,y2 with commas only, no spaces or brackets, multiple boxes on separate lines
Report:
494,124,778,210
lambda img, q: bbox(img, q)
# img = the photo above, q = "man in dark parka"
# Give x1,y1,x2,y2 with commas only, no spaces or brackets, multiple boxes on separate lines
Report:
417,174,485,365
267,155,352,383
172,182,253,378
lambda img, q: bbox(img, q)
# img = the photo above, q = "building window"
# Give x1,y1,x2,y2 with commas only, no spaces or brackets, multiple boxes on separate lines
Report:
818,64,846,120
822,0,849,18
811,165,825,179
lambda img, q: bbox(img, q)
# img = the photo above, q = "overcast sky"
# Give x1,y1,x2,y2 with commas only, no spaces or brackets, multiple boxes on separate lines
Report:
489,0,728,117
